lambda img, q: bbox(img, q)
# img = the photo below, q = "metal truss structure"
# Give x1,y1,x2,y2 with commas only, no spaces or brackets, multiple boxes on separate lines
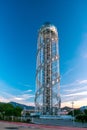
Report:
35,23,61,115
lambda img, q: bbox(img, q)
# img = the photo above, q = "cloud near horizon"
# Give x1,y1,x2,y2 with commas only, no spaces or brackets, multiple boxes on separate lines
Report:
61,79,87,107
0,80,35,106
0,79,87,108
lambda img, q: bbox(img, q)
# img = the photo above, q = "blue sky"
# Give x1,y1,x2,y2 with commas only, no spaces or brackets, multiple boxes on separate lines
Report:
0,0,87,108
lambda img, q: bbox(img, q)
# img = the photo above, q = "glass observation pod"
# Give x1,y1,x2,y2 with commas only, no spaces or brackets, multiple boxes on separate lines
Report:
35,23,61,115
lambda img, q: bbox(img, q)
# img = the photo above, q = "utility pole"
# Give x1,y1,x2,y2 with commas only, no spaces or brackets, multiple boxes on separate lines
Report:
72,101,74,126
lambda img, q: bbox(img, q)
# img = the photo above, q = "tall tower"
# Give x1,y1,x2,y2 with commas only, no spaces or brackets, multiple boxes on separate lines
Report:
35,23,61,115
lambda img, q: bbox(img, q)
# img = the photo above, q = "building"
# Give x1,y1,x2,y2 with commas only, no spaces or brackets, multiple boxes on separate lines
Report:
35,23,61,115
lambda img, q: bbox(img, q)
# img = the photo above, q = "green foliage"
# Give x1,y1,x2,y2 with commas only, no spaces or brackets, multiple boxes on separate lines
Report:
0,102,22,118
0,103,6,112
68,109,82,116
76,114,87,122
14,106,22,116
4,103,14,116
84,109,87,115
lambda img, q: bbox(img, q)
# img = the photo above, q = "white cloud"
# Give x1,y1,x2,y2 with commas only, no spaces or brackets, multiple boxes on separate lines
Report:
24,89,32,93
14,97,24,101
61,68,74,79
61,79,87,90
21,94,35,99
0,78,87,108
64,91,87,97
14,94,34,101
18,82,32,87
61,79,87,107
77,79,87,84
0,80,35,106
64,85,87,94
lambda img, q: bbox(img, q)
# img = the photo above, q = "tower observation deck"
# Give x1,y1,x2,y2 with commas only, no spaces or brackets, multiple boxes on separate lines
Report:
35,23,61,115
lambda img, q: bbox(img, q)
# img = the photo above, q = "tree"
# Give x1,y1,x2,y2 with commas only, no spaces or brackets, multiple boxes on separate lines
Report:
4,103,14,116
76,114,87,122
14,106,22,116
84,109,87,115
0,102,23,118
68,109,82,116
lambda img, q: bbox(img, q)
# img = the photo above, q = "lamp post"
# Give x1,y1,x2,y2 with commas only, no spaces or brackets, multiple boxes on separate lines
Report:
72,101,74,126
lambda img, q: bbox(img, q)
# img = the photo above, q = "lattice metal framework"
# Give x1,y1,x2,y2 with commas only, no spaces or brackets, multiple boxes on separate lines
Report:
35,23,61,115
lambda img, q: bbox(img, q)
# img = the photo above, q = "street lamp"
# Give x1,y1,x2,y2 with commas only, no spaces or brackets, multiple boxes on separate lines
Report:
72,101,74,126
